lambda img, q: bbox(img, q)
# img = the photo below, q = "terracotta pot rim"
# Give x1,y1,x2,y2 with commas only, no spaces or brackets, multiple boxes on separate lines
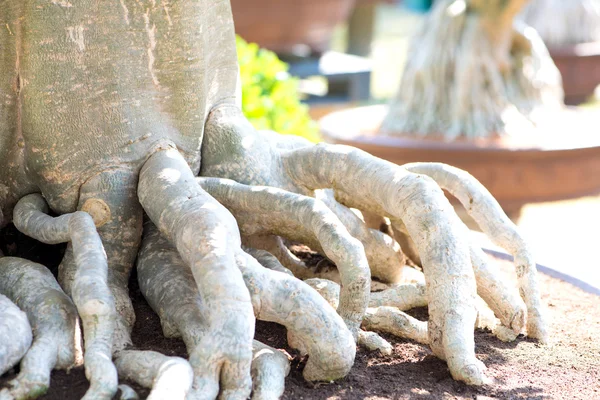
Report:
319,105,600,153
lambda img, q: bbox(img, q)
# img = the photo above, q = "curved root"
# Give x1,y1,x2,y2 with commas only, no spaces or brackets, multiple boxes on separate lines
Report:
13,193,118,398
198,176,370,336
251,341,291,400
0,294,32,377
236,251,355,381
138,221,352,385
115,351,193,400
137,222,292,397
315,189,405,283
282,144,485,385
138,146,255,399
0,258,82,399
306,278,428,345
404,162,545,341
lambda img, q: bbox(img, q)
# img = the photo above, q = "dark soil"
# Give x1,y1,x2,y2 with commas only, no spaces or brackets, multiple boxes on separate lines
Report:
1,226,598,399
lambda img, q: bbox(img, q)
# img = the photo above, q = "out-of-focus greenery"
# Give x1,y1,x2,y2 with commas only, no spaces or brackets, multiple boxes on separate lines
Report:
236,36,320,142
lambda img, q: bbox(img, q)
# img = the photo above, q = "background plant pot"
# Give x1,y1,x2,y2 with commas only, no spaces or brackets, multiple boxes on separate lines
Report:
230,0,357,55
550,42,600,105
320,105,600,218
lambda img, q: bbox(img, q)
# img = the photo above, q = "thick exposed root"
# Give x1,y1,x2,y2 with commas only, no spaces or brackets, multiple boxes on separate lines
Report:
357,331,393,355
315,190,405,283
0,294,32,377
138,145,255,399
114,351,193,400
306,278,428,345
201,104,542,385
12,194,118,399
0,258,82,400
404,163,545,341
243,247,294,276
137,221,353,385
363,307,429,345
281,144,486,385
198,176,370,336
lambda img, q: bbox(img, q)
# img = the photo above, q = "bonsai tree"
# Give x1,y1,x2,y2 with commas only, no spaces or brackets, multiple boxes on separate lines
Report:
521,0,600,46
0,0,545,398
381,0,564,139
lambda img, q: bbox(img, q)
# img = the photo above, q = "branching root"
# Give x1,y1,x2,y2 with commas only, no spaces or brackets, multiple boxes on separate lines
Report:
12,193,118,399
0,258,82,400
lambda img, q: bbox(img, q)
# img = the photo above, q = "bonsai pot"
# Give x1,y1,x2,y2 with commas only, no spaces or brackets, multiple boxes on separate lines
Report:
320,105,600,218
230,0,357,56
550,42,600,105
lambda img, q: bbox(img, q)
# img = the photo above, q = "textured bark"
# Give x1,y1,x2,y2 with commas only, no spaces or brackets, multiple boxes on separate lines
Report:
380,0,563,139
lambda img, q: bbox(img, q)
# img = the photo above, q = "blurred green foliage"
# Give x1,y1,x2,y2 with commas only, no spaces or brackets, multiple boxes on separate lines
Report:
236,36,321,142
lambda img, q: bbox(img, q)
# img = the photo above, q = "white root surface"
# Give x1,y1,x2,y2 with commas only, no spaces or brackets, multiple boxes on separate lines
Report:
198,176,371,336
250,341,291,400
404,163,546,341
138,146,256,400
380,0,563,140
315,190,405,283
357,331,393,355
521,0,600,46
115,351,193,400
0,294,32,377
137,220,353,386
12,193,118,399
281,144,486,385
306,278,428,345
0,258,82,400
136,222,292,398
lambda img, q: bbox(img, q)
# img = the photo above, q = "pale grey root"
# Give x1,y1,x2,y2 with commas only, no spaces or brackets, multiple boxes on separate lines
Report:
404,162,546,341
115,351,193,400
138,146,255,399
12,193,118,399
380,0,563,140
0,294,32,377
136,221,291,398
521,0,600,46
251,341,291,400
0,258,82,400
198,176,371,336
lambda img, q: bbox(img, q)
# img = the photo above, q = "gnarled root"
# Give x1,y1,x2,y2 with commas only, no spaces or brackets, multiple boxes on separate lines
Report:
198,176,370,336
279,144,486,384
0,258,82,399
315,189,405,283
138,145,255,399
404,163,545,341
137,221,353,387
12,194,118,399
136,222,291,398
305,278,428,346
0,294,32,377
114,351,193,400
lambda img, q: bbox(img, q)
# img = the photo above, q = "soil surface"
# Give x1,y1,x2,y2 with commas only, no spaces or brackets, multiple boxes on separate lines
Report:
0,227,598,399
